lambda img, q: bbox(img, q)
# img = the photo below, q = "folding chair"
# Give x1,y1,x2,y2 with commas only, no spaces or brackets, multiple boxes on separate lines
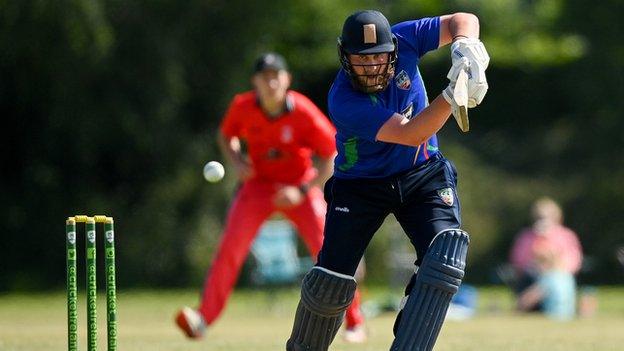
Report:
250,219,311,286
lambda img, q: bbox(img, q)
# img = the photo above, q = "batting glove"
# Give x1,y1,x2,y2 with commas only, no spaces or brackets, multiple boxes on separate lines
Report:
448,38,490,107
442,81,462,119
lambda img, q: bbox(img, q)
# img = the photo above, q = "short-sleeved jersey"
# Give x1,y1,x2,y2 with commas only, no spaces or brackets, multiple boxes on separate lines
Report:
328,17,441,179
220,90,336,184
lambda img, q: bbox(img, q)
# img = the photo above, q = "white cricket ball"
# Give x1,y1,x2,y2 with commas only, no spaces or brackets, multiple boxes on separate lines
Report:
203,161,225,183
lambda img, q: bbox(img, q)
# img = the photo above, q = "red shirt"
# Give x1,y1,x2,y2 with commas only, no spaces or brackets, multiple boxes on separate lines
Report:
510,224,583,274
220,91,336,184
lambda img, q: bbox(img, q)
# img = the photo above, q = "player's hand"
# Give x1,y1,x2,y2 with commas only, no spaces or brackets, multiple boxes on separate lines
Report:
441,81,462,121
442,59,469,109
448,38,490,107
273,185,305,209
234,158,254,181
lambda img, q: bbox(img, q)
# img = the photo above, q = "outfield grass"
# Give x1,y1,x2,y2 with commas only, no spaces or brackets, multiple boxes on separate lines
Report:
1,286,623,350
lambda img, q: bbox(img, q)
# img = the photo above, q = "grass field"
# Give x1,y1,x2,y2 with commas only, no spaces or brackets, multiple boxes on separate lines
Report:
1,286,623,350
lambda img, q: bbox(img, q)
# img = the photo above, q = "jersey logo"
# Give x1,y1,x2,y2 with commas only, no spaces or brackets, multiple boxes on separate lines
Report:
395,70,411,90
280,125,293,143
400,103,413,119
334,206,350,213
437,188,454,206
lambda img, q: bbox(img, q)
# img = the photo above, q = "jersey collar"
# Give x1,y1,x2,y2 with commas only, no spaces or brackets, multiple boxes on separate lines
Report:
256,91,295,118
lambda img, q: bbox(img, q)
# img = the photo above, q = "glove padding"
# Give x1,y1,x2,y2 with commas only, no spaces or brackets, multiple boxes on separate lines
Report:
443,62,470,132
442,83,458,113
447,38,490,107
442,80,463,124
442,60,469,110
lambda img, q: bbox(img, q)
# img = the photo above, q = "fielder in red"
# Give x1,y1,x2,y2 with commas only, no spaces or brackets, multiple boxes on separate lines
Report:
175,53,366,342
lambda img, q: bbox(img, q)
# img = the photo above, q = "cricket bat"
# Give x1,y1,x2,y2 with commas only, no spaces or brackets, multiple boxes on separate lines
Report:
453,69,469,132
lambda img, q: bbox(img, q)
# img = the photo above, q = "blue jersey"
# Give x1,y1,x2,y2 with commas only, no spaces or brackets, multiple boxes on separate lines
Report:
329,17,441,179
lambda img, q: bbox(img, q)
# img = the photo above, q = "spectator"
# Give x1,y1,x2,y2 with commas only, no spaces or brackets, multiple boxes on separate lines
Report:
509,197,583,296
517,237,576,320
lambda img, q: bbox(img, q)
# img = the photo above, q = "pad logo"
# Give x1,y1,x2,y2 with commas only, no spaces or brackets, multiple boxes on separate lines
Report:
437,188,454,206
395,70,411,90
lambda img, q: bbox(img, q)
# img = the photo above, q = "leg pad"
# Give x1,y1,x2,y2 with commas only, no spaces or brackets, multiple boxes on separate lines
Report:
286,267,357,351
391,229,469,351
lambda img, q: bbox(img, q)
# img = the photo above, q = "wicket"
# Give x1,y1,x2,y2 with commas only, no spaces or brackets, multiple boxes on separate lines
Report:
66,215,117,351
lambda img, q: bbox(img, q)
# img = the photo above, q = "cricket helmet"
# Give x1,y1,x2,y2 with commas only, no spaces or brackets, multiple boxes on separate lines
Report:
338,10,398,93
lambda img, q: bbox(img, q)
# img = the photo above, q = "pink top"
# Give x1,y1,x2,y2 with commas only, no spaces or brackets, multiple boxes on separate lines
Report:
510,224,583,274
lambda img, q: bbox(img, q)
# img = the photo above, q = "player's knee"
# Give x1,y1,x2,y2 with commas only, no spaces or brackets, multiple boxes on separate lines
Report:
301,267,357,316
420,228,469,293
287,267,357,351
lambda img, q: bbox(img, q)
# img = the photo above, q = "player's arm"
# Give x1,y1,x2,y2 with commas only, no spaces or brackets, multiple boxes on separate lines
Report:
218,94,255,181
298,95,337,190
217,132,254,181
310,152,337,190
438,13,480,47
376,95,451,147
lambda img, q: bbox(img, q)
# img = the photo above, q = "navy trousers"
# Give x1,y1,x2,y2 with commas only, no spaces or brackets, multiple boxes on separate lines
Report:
317,153,462,276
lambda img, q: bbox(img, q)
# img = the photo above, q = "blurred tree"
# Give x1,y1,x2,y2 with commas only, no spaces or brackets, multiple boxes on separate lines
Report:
1,0,623,291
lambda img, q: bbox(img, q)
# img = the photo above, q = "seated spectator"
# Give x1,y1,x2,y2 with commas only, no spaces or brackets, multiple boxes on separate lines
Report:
517,237,576,320
509,197,583,297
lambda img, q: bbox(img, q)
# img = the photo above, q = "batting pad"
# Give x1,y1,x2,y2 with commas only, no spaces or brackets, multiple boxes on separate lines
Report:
391,229,469,351
286,267,357,351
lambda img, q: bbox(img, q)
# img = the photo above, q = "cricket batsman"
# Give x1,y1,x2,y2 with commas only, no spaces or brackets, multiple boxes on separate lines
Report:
286,10,489,351
175,52,366,342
